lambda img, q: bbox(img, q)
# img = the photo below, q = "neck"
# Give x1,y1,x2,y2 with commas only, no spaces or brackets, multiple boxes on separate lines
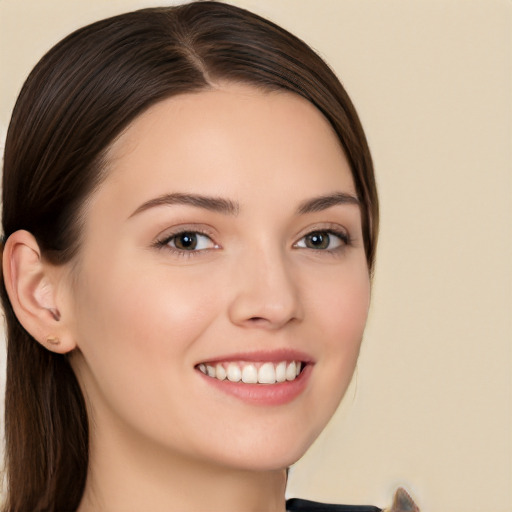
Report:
77,413,288,512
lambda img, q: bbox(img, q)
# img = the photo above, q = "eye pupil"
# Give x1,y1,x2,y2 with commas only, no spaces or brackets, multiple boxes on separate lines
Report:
306,232,329,249
174,233,197,250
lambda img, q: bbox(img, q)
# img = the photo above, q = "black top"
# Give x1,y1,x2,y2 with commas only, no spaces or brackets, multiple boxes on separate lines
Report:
286,498,381,512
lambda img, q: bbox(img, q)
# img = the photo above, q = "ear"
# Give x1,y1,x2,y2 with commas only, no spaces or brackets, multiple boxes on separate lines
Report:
2,230,77,354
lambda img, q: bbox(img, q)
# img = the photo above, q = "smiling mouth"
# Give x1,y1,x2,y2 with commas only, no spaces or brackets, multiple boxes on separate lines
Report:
197,361,303,384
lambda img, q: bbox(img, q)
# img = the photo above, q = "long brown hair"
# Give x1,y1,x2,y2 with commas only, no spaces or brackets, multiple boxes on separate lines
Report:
1,2,378,510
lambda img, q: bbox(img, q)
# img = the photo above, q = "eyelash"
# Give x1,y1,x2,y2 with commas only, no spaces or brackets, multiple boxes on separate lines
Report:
154,228,351,258
153,229,218,258
293,229,351,253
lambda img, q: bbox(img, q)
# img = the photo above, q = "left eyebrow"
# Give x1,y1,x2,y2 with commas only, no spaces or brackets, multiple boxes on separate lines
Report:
296,192,360,215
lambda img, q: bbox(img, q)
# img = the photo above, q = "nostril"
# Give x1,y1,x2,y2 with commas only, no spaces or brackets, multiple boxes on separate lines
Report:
248,317,269,326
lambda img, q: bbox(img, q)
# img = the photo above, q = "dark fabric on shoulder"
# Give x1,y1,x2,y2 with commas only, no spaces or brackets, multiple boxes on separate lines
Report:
286,497,381,512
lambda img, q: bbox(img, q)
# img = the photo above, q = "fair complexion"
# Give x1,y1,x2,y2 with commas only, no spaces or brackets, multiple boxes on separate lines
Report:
5,83,370,512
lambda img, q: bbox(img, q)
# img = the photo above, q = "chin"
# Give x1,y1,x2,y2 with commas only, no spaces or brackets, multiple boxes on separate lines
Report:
215,448,306,473
196,419,326,473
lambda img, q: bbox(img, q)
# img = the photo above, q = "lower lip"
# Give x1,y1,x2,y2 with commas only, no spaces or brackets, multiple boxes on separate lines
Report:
197,364,312,406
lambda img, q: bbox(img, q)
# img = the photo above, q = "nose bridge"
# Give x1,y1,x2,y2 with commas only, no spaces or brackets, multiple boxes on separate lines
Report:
228,239,302,328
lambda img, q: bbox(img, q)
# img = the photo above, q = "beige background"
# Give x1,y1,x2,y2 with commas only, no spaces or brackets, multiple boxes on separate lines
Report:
1,1,511,511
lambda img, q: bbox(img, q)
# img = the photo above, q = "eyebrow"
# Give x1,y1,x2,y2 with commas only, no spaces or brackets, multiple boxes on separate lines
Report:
129,192,240,218
129,191,359,219
296,192,360,214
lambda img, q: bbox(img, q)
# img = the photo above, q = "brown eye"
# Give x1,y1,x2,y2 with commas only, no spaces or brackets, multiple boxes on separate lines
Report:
304,232,330,249
173,232,198,250
294,230,348,251
164,232,217,252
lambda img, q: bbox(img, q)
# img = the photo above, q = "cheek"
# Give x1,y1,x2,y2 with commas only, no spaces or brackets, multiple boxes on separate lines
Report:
76,258,219,348
305,260,370,394
308,260,370,349
70,260,222,418
329,274,370,351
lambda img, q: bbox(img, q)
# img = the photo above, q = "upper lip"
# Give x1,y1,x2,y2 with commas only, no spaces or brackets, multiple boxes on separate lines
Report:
196,349,314,366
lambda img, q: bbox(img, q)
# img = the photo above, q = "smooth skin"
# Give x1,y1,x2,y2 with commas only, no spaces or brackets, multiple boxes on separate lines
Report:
4,83,370,512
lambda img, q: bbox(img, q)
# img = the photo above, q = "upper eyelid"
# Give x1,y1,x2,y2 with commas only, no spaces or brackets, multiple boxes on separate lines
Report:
294,229,350,246
166,231,214,242
155,224,218,241
294,222,350,239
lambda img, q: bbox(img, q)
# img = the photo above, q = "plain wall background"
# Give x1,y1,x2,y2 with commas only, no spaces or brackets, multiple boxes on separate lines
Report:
0,1,511,511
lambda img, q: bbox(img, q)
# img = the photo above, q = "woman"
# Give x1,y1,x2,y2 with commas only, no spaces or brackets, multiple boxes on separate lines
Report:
0,2,405,511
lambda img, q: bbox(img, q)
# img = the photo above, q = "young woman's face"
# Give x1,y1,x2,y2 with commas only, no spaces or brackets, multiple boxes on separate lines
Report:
66,83,370,471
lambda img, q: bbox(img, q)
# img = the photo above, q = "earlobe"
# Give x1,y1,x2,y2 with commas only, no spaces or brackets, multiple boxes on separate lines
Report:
2,230,76,354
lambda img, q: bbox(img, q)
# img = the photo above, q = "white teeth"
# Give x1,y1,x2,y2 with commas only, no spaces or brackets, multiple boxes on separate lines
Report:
215,363,226,381
276,361,287,382
286,362,297,381
227,363,242,382
258,362,276,384
199,360,304,384
241,364,258,383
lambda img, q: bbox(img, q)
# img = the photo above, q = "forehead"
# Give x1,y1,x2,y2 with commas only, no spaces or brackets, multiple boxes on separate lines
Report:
99,83,355,214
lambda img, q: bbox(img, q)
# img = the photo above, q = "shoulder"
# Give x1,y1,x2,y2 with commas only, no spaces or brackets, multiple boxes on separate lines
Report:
286,498,381,512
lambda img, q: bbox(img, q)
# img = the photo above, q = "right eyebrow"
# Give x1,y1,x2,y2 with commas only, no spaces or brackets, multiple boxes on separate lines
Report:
128,192,240,219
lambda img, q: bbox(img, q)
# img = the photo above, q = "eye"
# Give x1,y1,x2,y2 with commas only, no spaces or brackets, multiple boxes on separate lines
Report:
161,231,217,252
294,230,349,251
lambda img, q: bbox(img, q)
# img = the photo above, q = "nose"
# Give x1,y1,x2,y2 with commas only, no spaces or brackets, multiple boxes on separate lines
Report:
227,246,303,330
